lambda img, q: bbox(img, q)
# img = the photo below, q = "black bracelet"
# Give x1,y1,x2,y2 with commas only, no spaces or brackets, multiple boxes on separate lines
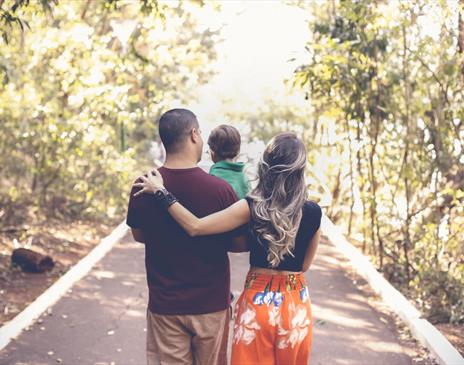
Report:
154,188,178,209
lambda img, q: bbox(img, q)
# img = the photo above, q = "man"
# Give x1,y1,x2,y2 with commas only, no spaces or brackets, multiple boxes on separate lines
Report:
126,109,246,365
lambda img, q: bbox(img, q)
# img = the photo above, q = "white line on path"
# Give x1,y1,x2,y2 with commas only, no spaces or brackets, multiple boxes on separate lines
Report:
0,221,129,351
321,214,464,365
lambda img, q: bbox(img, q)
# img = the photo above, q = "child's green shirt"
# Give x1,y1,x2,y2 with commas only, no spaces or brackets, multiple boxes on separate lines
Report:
209,161,250,199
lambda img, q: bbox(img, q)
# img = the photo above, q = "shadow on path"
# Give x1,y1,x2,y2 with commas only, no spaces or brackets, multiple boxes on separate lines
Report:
0,234,419,364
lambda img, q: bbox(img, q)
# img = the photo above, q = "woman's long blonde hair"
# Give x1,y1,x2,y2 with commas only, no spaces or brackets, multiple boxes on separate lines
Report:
248,132,307,267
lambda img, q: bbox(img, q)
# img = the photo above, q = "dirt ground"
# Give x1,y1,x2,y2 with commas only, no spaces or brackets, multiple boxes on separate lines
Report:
0,219,113,325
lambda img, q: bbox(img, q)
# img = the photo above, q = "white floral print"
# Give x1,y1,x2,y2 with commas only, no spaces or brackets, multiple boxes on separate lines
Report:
234,276,311,350
268,304,281,327
234,302,261,345
277,301,311,349
267,292,283,327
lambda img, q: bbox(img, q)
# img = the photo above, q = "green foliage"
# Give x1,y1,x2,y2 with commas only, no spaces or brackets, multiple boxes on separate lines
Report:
293,0,464,323
0,1,218,224
1,0,57,43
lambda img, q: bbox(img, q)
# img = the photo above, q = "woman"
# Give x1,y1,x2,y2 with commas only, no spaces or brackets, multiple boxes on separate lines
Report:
135,132,322,365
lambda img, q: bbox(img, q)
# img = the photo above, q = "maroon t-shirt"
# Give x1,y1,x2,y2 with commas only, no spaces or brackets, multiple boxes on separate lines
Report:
126,166,238,315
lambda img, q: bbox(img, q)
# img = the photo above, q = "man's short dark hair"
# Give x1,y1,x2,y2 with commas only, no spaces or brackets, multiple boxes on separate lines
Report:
158,109,199,153
207,124,241,160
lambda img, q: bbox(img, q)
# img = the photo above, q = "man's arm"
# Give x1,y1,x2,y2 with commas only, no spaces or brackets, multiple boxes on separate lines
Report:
131,228,145,244
227,235,249,253
302,203,323,271
127,177,150,244
302,228,321,272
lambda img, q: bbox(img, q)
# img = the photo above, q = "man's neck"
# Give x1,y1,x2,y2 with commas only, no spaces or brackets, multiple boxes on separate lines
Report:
163,155,198,169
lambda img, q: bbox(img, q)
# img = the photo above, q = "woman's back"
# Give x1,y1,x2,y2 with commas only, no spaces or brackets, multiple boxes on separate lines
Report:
245,197,322,272
232,198,321,365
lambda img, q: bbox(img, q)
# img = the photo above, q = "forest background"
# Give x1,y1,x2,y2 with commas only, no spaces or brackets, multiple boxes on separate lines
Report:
0,0,462,343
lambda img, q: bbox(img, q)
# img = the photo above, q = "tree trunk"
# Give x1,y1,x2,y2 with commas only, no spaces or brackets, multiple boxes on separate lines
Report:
356,119,368,253
80,0,92,20
369,44,383,269
402,23,412,282
346,118,355,236
458,0,464,76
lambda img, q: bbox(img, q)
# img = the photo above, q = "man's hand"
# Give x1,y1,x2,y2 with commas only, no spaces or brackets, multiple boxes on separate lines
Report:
133,170,165,197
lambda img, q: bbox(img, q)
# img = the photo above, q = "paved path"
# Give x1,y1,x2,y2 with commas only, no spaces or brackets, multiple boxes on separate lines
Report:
0,233,419,364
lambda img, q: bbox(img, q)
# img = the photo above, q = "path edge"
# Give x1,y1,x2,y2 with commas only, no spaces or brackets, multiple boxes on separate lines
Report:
321,215,464,365
0,221,129,351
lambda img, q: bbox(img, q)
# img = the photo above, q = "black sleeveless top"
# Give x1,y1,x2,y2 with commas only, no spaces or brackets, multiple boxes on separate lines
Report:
245,197,322,272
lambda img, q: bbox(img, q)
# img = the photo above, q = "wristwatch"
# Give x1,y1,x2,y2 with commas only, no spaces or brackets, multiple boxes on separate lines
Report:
154,188,178,209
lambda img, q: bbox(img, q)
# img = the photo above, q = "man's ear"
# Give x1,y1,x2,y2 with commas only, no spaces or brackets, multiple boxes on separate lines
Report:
191,128,200,143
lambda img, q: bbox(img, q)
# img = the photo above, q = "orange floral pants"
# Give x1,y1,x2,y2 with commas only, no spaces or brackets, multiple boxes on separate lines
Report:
231,271,312,365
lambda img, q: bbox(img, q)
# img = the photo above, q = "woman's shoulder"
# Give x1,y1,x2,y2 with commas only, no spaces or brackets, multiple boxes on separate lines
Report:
244,195,254,204
303,200,322,220
302,200,322,232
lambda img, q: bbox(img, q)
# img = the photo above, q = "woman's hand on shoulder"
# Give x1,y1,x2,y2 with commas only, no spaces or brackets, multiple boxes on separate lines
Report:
133,169,165,197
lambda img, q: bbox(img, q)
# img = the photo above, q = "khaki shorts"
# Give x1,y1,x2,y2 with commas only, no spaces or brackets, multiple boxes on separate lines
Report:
146,308,230,365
